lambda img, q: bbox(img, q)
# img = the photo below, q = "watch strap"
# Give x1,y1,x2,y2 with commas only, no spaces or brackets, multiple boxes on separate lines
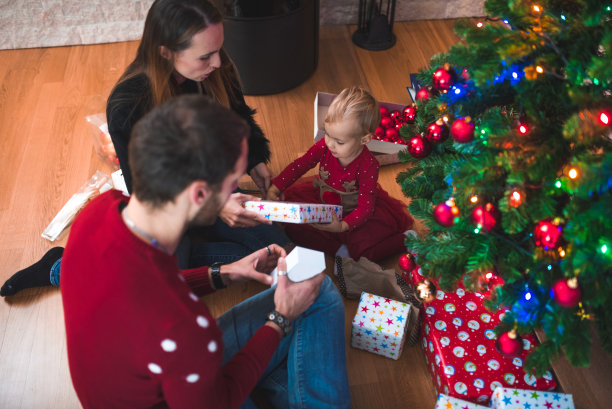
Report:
210,262,226,289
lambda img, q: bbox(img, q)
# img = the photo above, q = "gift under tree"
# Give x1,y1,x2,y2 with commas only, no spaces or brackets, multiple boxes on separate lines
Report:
396,0,612,375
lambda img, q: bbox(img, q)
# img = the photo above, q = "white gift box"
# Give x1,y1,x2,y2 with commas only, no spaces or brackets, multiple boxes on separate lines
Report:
270,246,325,286
242,200,342,224
490,387,575,409
434,393,488,409
351,291,411,360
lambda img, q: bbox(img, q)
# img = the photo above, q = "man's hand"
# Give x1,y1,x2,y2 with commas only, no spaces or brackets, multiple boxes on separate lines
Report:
249,162,274,196
219,193,272,227
273,257,324,322
312,212,348,233
219,244,286,286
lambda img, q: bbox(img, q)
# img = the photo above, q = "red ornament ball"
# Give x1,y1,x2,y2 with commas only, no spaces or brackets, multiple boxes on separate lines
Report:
426,119,450,143
374,126,385,139
380,106,390,118
471,203,499,232
389,110,402,123
415,87,431,101
403,105,418,123
394,122,405,131
496,330,523,357
398,253,416,272
407,135,432,158
433,202,458,227
551,277,582,308
385,128,400,141
450,117,475,143
380,116,394,129
534,219,562,250
432,65,455,93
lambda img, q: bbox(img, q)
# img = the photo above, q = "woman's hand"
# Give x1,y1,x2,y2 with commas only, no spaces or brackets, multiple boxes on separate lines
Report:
219,193,272,227
249,162,274,196
219,244,286,286
312,212,348,233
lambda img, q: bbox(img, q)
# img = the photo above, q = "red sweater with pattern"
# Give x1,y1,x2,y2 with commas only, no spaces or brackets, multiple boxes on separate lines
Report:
61,190,280,409
271,138,379,230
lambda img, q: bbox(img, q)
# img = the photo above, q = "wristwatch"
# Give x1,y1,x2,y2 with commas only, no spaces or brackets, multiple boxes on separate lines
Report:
266,310,292,337
210,262,226,289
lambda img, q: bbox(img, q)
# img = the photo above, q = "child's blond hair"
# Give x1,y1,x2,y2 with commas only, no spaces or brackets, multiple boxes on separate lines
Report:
324,86,380,137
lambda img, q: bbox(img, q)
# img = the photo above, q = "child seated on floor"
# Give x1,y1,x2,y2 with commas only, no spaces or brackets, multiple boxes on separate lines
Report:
266,86,412,264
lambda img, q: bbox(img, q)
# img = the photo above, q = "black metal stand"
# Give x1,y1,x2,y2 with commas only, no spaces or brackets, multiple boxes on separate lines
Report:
352,0,396,51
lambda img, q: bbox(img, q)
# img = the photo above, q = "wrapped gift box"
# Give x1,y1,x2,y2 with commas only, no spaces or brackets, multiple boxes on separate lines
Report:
242,200,342,224
491,387,575,409
350,292,412,360
435,393,488,409
314,92,408,166
408,268,556,404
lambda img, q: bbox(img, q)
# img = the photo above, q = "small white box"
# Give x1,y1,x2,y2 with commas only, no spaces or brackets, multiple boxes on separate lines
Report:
351,291,411,360
271,246,326,285
242,200,342,224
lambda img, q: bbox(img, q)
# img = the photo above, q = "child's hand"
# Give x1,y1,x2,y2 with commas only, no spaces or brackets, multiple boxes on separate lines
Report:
312,212,348,233
266,185,282,201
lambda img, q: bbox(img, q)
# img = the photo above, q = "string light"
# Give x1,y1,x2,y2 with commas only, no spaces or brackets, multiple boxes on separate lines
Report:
558,247,566,258
470,195,479,203
602,244,608,254
518,123,529,134
560,14,566,20
568,168,578,179
524,291,532,301
555,180,562,188
547,265,552,271
476,22,484,28
533,5,541,12
600,112,610,125
536,66,544,73
509,190,523,207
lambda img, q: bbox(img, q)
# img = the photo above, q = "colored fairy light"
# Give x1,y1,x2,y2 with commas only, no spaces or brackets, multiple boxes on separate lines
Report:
533,5,541,12
509,190,522,207
607,6,612,12
568,168,578,179
477,22,484,28
600,112,610,125
536,66,544,73
443,116,449,122
474,228,480,234
503,19,509,24
518,123,529,134
547,265,552,270
555,180,562,188
560,14,566,20
454,87,461,95
602,244,608,254
524,292,532,301
512,72,518,79
558,247,566,258
485,272,493,280
470,195,479,203
594,78,600,85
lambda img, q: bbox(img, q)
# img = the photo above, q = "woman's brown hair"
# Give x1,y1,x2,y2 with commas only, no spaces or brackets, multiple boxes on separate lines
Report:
112,0,239,109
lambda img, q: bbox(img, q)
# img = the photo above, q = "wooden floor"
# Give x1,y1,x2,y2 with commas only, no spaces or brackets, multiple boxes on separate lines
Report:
1,20,610,409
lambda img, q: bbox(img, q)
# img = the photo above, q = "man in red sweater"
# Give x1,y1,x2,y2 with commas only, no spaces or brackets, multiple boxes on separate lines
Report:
61,95,350,408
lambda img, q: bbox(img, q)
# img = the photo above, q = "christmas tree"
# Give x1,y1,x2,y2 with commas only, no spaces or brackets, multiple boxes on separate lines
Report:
396,0,612,375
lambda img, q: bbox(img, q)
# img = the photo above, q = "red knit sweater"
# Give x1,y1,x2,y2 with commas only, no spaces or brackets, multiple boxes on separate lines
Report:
61,190,280,409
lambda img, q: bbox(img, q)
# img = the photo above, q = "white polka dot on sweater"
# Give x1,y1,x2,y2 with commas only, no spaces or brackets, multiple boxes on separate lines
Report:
196,316,209,328
161,339,177,352
148,363,162,374
208,340,218,353
189,292,199,302
186,373,200,383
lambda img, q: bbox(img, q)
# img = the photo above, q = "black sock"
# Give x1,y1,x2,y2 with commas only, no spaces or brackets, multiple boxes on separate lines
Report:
1,247,64,296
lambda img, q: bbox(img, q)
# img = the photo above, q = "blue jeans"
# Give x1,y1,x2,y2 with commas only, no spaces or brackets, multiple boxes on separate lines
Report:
217,275,351,409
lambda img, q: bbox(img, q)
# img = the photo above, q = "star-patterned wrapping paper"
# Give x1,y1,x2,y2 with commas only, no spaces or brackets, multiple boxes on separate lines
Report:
491,387,575,409
435,393,489,409
242,200,342,224
351,292,412,360
408,268,556,405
